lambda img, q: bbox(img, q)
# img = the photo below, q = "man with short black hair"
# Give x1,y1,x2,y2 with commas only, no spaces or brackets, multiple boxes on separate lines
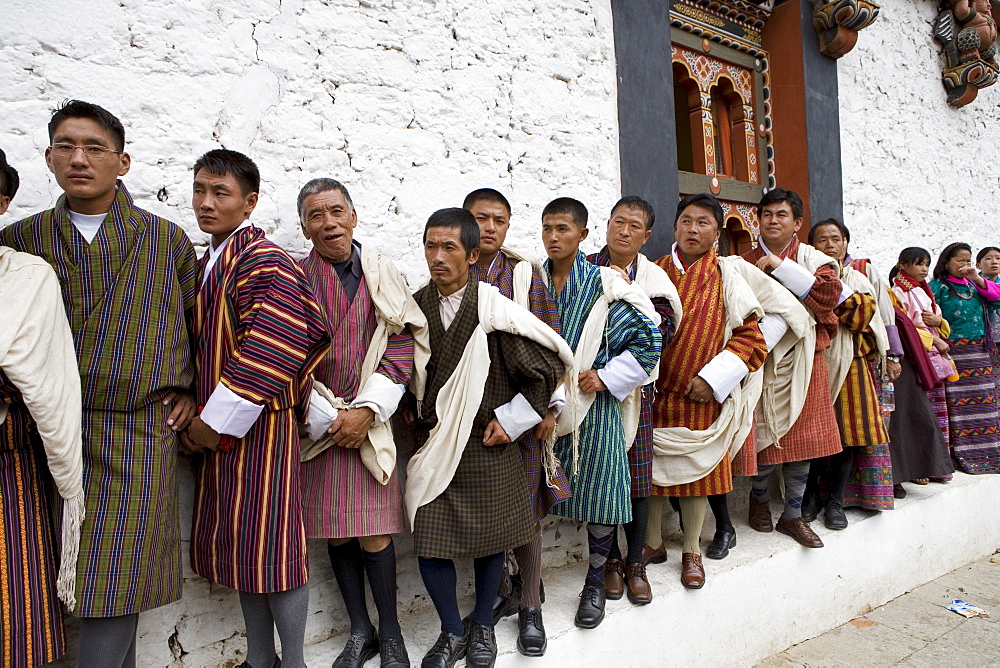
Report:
297,177,428,668
184,149,331,668
739,188,843,548
538,197,663,629
586,196,678,604
0,147,19,214
463,187,570,656
1,100,198,667
408,207,571,667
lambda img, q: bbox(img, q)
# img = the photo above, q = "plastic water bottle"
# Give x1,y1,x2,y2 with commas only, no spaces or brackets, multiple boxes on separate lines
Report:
881,382,895,429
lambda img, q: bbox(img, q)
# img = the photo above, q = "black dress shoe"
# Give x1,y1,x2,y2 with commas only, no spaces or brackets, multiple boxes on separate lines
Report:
893,484,907,499
801,495,822,523
516,607,547,657
574,584,606,629
380,637,410,668
492,573,521,624
705,529,737,560
236,658,280,668
420,632,467,668
334,632,380,668
465,622,497,668
824,499,848,530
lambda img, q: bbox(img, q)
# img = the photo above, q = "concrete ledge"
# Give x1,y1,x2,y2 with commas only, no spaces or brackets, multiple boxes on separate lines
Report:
481,472,1000,666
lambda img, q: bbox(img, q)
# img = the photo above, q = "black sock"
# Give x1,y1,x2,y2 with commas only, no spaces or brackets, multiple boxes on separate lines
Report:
708,493,734,533
418,557,464,637
608,528,623,561
624,497,649,565
328,540,374,638
470,553,504,627
363,541,402,641
828,449,854,503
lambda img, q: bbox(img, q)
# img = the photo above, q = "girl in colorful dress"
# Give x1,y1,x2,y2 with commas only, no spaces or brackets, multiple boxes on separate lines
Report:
930,243,1000,474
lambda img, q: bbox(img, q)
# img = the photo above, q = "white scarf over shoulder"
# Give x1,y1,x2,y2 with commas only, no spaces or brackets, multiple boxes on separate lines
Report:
300,245,430,485
0,246,84,610
723,257,815,449
404,283,575,529
825,264,889,401
651,258,764,487
514,261,660,473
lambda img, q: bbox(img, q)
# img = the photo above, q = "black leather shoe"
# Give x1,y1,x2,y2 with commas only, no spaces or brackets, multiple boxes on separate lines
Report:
465,622,497,668
516,606,547,657
824,499,848,530
801,494,822,523
420,632,467,668
380,637,410,668
492,573,521,624
334,632,379,668
237,658,280,668
893,484,906,499
574,584,606,629
705,529,737,560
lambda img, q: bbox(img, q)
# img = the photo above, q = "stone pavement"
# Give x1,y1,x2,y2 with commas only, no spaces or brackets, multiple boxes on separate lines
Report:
758,550,1000,667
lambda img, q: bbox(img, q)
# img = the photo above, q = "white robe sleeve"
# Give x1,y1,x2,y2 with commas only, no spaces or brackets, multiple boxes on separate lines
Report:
596,350,649,402
697,350,750,403
548,384,567,417
758,313,790,352
200,383,264,438
350,372,406,424
493,392,544,442
771,258,816,299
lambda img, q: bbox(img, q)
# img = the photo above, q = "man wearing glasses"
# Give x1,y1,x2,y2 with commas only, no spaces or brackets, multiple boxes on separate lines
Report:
0,100,198,667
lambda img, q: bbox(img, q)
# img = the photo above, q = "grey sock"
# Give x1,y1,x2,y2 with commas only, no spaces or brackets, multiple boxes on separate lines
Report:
77,613,139,668
781,461,811,520
268,583,309,668
239,591,277,668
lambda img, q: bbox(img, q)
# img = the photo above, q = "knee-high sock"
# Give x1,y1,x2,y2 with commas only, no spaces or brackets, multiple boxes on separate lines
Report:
513,526,543,608
826,449,853,502
586,523,615,586
646,496,666,549
363,540,402,640
708,493,733,533
328,540,374,637
678,496,708,554
239,592,277,668
497,557,512,598
803,457,823,503
608,528,623,561
77,614,139,668
624,497,650,565
781,460,811,520
470,552,505,627
268,584,309,668
418,557,464,636
752,464,776,502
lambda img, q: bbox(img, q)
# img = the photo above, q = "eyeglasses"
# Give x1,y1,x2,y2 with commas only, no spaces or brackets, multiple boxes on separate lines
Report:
50,143,123,159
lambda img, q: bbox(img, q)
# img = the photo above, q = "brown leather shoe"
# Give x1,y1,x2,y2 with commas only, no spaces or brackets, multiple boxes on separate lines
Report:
604,559,625,600
776,516,824,548
642,543,667,565
625,563,652,604
748,496,773,533
680,553,705,589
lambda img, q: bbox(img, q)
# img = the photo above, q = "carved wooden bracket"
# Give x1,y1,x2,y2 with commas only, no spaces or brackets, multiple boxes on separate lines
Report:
811,0,881,58
934,1,999,108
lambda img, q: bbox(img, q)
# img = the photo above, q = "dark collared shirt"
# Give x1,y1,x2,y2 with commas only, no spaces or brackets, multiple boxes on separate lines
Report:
334,242,363,303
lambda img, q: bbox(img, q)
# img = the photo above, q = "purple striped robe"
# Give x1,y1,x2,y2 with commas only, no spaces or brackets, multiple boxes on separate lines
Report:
299,249,414,538
469,250,571,519
190,226,331,593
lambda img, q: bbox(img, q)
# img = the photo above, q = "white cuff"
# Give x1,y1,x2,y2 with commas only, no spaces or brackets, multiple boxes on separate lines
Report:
772,258,817,299
697,350,750,403
200,383,264,438
548,384,567,417
350,373,406,424
596,350,650,402
837,281,855,306
759,313,790,352
494,392,544,442
305,389,339,441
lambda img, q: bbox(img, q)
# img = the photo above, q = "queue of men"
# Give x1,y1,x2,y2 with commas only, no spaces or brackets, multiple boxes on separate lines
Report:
0,100,902,668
